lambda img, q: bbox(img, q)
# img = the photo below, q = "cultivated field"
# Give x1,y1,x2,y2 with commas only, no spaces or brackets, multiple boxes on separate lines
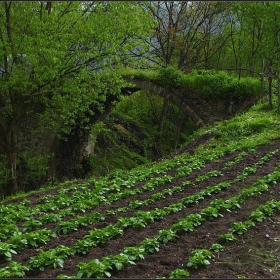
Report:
1,105,280,279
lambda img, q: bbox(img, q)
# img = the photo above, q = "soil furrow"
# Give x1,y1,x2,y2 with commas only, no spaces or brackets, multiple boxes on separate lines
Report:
1,141,280,279
28,151,280,278
110,184,280,279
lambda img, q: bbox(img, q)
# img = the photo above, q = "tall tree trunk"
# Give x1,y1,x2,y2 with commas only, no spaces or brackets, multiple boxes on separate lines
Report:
268,64,273,110
278,71,280,111
5,124,18,195
174,110,186,151
155,98,169,157
260,59,265,103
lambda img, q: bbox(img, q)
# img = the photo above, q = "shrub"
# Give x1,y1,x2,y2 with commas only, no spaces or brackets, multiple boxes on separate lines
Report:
187,248,213,269
154,65,185,89
185,70,260,101
75,154,97,178
228,77,260,101
186,70,233,99
17,150,54,191
169,268,190,278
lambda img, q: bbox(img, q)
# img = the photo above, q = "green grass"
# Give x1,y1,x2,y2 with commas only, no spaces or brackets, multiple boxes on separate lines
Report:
116,67,158,81
0,180,76,204
117,67,261,101
199,101,280,151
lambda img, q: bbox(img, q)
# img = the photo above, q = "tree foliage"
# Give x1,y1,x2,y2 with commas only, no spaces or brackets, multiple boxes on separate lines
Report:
0,1,155,194
1,1,280,196
148,1,280,108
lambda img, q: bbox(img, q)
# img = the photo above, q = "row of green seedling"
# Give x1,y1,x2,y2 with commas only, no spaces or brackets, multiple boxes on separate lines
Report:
14,157,279,276
0,147,276,262
63,164,280,278
106,148,278,214
0,145,254,229
1,160,254,258
0,147,275,251
39,148,274,218
0,146,276,251
0,153,213,235
4,142,230,213
2,146,259,227
165,198,280,278
2,161,279,279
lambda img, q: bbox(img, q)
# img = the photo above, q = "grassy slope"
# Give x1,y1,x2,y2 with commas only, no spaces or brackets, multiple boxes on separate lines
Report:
199,101,280,152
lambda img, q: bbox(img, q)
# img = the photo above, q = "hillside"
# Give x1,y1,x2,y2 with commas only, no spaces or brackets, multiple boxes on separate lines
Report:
1,101,280,279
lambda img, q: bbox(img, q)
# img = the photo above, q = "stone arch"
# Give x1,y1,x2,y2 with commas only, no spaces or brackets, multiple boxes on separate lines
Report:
123,78,206,128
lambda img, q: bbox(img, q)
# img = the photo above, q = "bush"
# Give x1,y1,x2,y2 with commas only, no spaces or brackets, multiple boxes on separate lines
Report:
185,70,260,101
75,154,97,179
17,150,54,190
81,155,96,175
228,77,260,101
186,70,233,99
154,66,186,89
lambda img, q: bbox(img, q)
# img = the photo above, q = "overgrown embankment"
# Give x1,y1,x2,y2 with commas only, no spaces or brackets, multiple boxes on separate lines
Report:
81,67,265,179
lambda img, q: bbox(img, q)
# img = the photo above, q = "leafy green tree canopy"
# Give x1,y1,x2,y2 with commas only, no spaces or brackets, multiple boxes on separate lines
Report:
0,1,155,194
0,1,155,133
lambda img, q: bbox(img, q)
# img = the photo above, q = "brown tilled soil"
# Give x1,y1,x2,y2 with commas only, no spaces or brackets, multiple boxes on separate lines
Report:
2,135,280,279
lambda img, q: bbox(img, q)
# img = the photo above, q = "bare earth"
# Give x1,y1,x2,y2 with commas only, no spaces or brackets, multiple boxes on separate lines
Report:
2,135,280,279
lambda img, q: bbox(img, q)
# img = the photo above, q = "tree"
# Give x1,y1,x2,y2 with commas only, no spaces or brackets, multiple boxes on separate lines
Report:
229,2,280,108
147,1,231,70
142,2,232,154
0,1,155,195
260,2,280,110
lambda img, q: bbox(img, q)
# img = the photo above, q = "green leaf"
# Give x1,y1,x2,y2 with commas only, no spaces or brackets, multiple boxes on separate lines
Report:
4,252,12,258
115,262,123,271
204,260,210,265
